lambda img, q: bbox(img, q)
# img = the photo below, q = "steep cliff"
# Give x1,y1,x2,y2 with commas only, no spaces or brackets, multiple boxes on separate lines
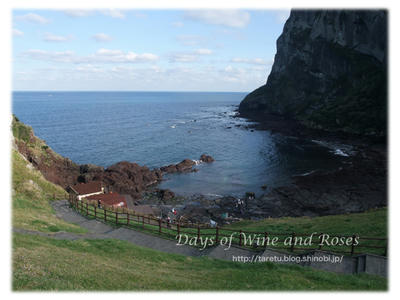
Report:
239,10,387,136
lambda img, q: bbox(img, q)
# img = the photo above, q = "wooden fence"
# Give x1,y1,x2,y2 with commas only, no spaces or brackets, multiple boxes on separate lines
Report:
67,197,388,256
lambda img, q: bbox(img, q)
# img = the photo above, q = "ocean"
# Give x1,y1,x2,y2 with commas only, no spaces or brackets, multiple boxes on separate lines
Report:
12,91,346,197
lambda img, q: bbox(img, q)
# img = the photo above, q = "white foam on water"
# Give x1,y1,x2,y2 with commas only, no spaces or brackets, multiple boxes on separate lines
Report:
193,160,201,165
333,149,349,157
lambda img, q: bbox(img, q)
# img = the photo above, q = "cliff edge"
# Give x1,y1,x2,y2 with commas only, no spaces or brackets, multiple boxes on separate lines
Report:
239,10,387,136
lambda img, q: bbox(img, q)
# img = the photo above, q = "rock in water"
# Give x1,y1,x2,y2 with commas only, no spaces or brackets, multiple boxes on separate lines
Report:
200,154,214,163
239,10,387,137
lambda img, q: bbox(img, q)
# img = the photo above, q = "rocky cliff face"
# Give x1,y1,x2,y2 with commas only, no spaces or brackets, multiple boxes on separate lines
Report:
239,10,387,136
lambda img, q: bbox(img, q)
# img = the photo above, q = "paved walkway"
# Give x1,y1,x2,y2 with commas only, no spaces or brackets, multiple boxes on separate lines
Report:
49,200,205,257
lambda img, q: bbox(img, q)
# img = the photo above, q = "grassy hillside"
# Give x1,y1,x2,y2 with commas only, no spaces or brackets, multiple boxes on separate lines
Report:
12,233,386,291
12,149,86,234
225,208,387,238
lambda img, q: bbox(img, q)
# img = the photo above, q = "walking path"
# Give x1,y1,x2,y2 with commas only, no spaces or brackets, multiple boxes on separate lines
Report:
13,200,387,277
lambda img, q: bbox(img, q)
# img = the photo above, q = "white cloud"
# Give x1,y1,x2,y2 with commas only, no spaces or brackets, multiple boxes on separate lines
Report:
169,54,198,63
93,33,113,42
14,63,269,91
101,9,125,19
13,28,24,36
64,9,125,19
184,10,250,28
43,33,72,42
230,57,270,65
22,48,159,64
64,10,94,17
22,49,75,63
169,48,213,63
15,13,50,24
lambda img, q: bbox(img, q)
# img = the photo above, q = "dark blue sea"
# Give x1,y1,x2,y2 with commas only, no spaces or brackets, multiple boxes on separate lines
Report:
12,91,348,197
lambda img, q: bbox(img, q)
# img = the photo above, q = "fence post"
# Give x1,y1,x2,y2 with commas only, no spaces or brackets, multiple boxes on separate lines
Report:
290,232,296,252
216,226,219,244
86,202,88,216
94,205,97,219
197,225,200,240
127,212,130,226
351,234,356,255
159,219,162,233
142,216,145,229
104,208,107,222
116,211,118,225
239,230,243,246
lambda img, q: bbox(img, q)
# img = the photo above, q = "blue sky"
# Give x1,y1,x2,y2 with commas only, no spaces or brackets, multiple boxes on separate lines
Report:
12,9,289,92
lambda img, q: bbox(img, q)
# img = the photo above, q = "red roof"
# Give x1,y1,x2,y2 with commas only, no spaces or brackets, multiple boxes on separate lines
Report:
71,181,102,195
86,192,127,207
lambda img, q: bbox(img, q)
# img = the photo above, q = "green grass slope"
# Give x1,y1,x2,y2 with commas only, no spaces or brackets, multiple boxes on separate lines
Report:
13,233,387,291
12,149,86,233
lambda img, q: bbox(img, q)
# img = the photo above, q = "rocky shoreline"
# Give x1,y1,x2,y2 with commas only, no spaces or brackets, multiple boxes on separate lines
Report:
13,114,387,226
131,108,387,225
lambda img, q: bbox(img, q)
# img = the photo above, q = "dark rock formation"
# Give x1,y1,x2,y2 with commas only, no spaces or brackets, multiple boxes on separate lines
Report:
159,189,175,201
247,149,387,218
160,155,214,174
239,10,387,136
81,161,162,199
200,154,215,163
160,159,196,173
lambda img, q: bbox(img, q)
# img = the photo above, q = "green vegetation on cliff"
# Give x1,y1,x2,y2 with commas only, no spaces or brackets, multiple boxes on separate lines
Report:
12,149,86,233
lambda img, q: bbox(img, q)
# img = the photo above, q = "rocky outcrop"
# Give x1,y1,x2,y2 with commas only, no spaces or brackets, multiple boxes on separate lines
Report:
12,115,81,187
200,154,214,163
160,154,215,174
239,10,387,136
246,149,387,218
80,161,162,199
160,159,195,173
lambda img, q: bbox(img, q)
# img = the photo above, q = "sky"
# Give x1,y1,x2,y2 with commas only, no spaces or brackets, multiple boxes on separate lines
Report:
12,9,289,92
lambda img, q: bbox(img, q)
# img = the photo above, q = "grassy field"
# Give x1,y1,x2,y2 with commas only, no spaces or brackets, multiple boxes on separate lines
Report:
224,208,387,238
12,233,387,291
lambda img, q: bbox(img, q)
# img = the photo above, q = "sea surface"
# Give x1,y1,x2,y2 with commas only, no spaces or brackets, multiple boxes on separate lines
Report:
13,91,348,197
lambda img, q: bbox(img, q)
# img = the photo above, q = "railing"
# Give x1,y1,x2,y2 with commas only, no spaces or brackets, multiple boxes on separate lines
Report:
67,197,388,256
